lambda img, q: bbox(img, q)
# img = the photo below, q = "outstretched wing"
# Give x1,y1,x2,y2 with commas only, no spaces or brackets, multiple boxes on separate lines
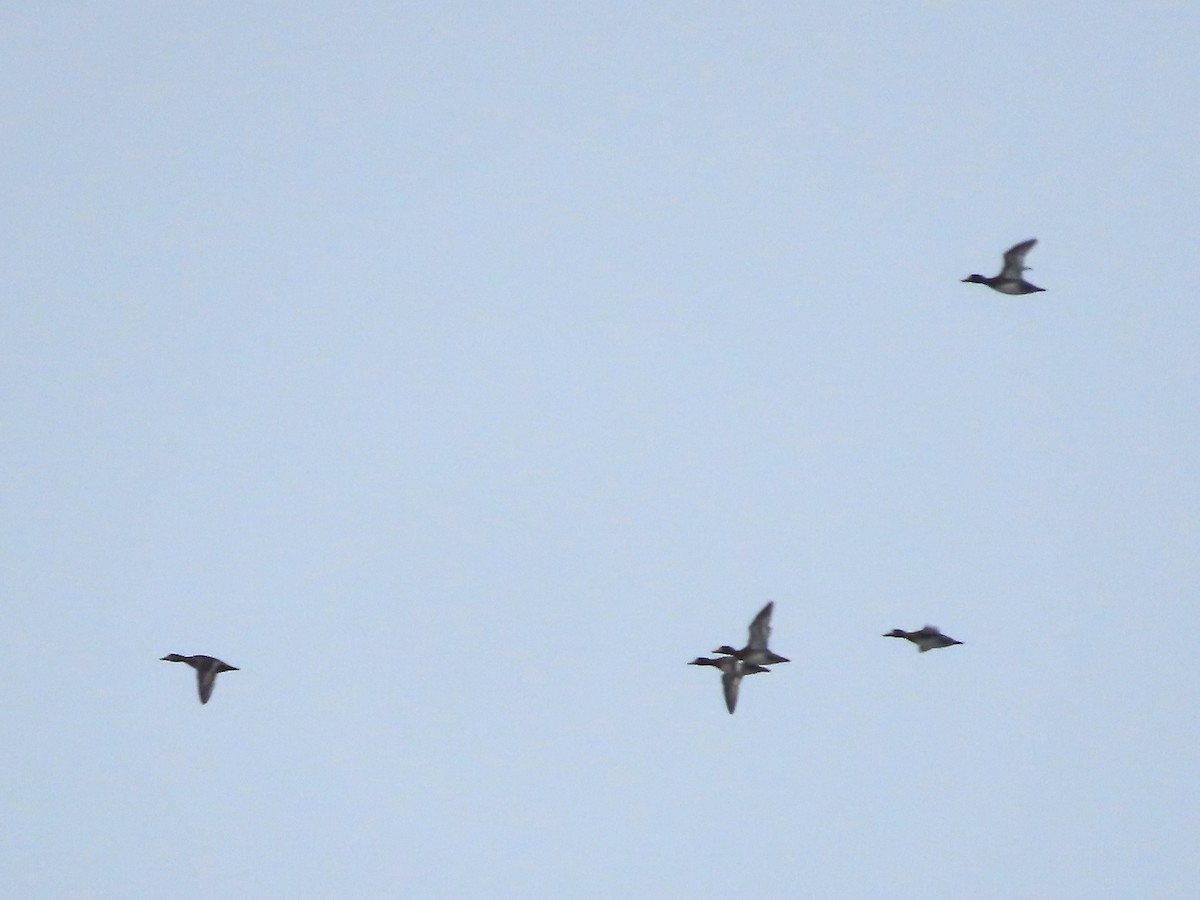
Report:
721,668,740,714
746,601,774,650
1000,239,1037,279
196,666,217,704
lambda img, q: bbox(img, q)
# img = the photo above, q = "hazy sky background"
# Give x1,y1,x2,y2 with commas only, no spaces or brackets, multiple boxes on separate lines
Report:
3,4,1199,898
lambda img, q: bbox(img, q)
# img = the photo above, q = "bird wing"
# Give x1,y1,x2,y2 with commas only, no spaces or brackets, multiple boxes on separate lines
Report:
196,665,217,704
1000,239,1037,279
721,668,741,713
746,601,774,650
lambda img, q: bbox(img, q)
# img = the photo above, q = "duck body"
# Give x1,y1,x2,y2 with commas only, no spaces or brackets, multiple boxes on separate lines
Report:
883,626,962,653
962,238,1045,294
161,653,239,704
689,656,769,714
712,601,790,665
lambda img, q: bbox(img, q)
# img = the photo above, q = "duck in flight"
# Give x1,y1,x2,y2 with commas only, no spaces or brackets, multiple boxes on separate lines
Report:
161,653,239,704
689,655,770,714
962,238,1045,294
882,626,963,653
712,601,790,665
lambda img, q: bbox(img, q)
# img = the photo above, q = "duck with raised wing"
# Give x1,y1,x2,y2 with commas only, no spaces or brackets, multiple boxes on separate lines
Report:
883,626,963,653
689,655,770,714
712,601,790,665
161,653,239,704
962,238,1045,294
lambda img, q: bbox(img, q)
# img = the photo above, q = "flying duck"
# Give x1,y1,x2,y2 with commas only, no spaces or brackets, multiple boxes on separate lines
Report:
688,655,770,714
161,653,239,704
882,626,963,653
962,238,1045,294
712,601,790,665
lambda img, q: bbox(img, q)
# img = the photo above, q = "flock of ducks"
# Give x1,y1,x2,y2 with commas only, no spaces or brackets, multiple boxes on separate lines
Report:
160,240,1035,709
160,615,963,712
684,239,1028,712
684,238,1034,711
689,601,788,714
689,602,961,714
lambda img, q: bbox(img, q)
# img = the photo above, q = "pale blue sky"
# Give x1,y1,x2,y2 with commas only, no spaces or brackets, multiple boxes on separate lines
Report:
3,4,1199,898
